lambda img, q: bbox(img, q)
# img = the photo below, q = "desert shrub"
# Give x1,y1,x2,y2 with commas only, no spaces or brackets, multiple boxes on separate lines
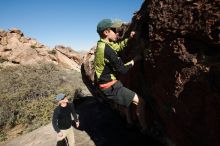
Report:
0,131,7,141
0,57,7,63
0,63,86,141
48,50,56,55
30,45,36,49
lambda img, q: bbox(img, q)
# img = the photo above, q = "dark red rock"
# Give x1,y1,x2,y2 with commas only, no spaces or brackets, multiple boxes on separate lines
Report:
82,0,220,145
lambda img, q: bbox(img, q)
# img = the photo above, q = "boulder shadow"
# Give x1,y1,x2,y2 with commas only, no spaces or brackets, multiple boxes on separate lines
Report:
74,96,164,146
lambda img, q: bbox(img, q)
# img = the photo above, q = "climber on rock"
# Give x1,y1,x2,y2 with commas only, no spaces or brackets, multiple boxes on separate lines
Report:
94,18,148,132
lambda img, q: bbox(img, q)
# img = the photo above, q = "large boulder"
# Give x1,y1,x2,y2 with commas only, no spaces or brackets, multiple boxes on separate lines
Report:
82,0,220,146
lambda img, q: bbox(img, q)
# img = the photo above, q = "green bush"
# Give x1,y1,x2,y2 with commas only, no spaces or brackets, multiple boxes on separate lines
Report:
0,63,86,141
30,45,36,49
48,50,56,55
0,131,7,141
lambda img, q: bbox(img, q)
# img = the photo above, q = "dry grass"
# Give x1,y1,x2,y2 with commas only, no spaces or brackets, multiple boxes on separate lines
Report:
0,63,86,141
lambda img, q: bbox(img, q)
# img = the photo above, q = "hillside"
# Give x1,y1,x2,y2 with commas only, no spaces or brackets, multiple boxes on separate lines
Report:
0,28,89,142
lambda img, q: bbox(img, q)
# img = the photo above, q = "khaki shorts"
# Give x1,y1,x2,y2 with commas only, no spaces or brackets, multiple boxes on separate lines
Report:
57,126,75,146
101,81,135,107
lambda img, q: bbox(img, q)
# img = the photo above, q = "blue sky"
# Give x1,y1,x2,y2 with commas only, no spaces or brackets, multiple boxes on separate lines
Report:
0,0,143,51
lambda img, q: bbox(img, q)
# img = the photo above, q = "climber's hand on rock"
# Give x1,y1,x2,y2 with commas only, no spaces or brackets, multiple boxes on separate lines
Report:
130,31,136,38
75,121,80,128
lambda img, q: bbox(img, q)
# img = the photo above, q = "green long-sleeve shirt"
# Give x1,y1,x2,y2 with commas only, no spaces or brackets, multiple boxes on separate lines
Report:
94,38,133,84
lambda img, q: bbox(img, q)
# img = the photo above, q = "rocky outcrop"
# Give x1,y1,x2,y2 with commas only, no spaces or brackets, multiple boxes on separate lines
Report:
0,28,82,71
55,45,82,64
82,0,220,146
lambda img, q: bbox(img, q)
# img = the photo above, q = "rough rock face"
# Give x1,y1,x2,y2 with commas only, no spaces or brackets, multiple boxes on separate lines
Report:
82,0,220,146
55,45,83,65
0,28,82,71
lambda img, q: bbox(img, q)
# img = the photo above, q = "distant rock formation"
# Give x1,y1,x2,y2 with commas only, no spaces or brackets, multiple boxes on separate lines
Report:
0,28,82,71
